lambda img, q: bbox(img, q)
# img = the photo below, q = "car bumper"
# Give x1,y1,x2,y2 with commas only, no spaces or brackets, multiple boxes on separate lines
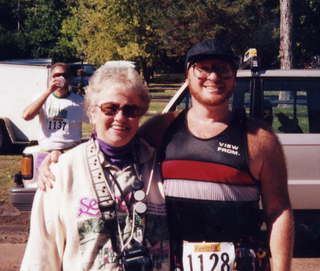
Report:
9,187,36,211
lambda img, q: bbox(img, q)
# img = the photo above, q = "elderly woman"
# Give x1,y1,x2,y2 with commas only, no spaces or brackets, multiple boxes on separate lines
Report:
20,62,170,271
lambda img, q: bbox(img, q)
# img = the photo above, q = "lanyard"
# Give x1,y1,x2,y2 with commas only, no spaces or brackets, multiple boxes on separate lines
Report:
86,139,147,252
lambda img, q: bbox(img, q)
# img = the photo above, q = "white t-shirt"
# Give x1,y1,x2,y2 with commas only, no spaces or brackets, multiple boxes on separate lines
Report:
37,92,87,150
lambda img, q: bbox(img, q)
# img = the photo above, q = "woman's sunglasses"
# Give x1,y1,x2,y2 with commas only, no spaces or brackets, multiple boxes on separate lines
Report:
97,102,144,118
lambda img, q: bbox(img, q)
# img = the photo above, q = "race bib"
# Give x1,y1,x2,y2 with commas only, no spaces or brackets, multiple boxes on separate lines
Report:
183,241,235,271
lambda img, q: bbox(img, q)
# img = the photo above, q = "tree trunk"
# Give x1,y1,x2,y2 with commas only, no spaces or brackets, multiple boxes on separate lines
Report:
278,0,293,106
279,0,293,69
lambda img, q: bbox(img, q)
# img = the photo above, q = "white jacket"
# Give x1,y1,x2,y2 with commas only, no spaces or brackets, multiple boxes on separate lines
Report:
21,138,170,271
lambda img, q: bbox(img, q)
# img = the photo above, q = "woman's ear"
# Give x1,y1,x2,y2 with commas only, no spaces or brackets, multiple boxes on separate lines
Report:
88,105,97,125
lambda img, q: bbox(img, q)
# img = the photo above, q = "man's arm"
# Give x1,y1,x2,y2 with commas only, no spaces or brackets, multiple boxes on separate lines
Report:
37,151,62,191
248,123,294,271
22,91,52,120
22,76,60,120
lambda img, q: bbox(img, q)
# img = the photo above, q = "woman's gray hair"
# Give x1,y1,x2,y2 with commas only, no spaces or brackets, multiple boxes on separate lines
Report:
84,61,150,116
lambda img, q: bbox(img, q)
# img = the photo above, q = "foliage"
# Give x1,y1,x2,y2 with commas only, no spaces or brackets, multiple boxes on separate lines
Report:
0,155,20,203
0,0,73,61
53,1,80,61
293,0,320,68
0,0,18,31
59,0,163,81
155,0,279,68
0,0,319,69
0,0,28,59
21,0,70,60
60,0,281,75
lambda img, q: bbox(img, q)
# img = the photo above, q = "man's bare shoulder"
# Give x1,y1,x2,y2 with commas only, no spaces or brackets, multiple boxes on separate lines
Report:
245,118,285,179
138,110,182,147
246,118,280,148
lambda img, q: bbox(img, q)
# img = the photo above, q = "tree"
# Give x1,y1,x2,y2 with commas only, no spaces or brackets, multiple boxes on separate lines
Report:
279,0,293,69
58,0,281,74
293,0,320,68
20,0,70,60
154,0,279,68
278,0,293,105
0,0,29,59
60,0,163,82
3,0,320,70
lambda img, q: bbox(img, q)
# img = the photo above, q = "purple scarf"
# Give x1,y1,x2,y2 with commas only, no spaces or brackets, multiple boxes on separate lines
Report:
95,136,134,168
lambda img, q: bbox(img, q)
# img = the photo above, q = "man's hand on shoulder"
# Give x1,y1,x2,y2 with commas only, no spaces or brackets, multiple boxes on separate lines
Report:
138,111,182,148
37,150,62,191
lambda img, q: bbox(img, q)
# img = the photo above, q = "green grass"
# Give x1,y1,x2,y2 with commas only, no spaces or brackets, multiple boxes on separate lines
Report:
149,101,167,112
272,106,309,133
149,89,178,97
82,122,94,138
0,155,20,204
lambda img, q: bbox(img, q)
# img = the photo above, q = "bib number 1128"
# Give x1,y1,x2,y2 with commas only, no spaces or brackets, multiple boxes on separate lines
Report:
183,242,235,271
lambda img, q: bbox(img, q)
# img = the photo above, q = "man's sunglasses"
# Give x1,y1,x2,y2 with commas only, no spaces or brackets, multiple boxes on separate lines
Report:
97,102,144,118
192,64,234,79
53,72,69,79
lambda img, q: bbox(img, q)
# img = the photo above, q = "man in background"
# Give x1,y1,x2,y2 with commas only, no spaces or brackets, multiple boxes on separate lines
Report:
23,62,87,180
23,62,87,152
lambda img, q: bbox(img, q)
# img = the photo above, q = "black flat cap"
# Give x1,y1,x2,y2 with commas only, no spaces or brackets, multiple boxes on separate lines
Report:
185,39,239,69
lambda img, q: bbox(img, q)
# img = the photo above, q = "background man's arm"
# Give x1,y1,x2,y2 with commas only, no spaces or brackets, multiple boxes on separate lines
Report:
22,90,52,120
22,76,59,120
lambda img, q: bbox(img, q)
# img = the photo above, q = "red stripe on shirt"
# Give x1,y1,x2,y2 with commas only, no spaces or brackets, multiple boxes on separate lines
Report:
161,160,255,185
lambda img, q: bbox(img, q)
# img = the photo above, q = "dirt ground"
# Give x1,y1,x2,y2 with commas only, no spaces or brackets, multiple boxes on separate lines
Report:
0,203,29,271
1,203,319,271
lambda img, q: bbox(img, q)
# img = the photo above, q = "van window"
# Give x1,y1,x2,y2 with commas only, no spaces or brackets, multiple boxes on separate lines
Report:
264,90,306,133
233,87,320,133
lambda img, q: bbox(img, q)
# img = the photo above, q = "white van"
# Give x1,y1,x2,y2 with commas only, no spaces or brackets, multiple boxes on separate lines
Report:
0,59,52,153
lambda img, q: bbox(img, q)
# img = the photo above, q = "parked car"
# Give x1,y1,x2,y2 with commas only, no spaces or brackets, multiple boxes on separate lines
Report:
0,59,52,154
69,63,96,95
69,63,96,77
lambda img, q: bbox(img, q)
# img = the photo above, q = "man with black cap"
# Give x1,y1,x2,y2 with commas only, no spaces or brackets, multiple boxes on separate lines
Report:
39,39,294,271
141,39,293,271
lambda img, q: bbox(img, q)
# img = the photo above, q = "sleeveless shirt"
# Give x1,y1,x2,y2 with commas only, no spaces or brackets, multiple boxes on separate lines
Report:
160,111,262,243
